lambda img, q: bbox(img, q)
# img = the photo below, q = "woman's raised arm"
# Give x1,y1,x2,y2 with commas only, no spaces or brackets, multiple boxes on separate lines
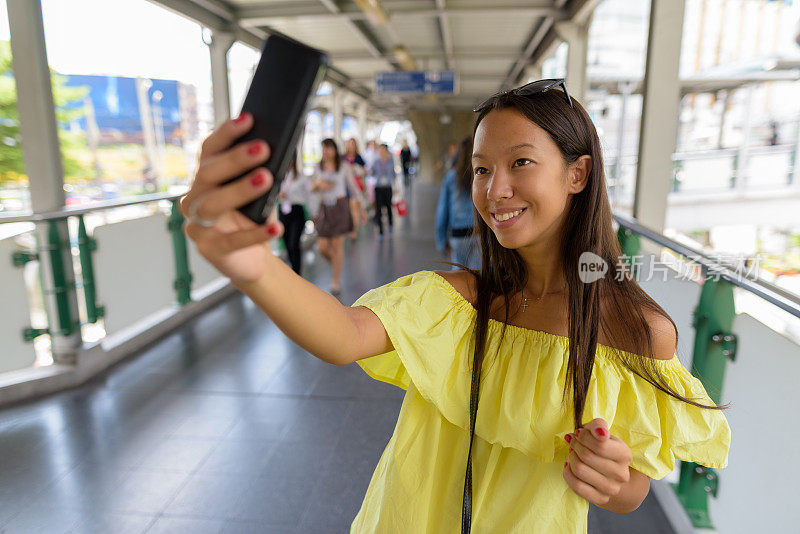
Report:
181,113,392,365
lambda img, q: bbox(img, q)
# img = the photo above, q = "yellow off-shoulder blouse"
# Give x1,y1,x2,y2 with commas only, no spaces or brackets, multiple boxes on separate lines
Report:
348,270,730,533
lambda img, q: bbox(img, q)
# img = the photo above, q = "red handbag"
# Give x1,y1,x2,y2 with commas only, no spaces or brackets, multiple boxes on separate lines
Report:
393,198,408,217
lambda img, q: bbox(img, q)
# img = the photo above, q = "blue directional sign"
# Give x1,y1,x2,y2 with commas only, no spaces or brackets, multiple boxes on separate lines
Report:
375,71,457,94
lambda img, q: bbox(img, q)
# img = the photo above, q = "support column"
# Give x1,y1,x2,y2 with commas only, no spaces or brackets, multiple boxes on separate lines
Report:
634,0,687,232
716,89,730,149
793,116,800,187
733,84,754,192
8,0,81,363
135,77,159,191
555,15,591,103
612,83,635,206
357,100,368,146
332,88,344,149
406,110,474,184
207,30,235,127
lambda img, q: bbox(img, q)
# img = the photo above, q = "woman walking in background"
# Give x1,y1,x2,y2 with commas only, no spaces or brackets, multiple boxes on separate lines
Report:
368,143,397,240
277,151,308,275
343,138,368,240
436,136,481,270
311,138,359,295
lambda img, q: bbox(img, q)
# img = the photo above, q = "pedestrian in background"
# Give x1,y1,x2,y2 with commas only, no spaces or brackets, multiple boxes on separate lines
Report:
369,143,397,240
343,138,368,240
400,140,413,189
277,151,309,275
435,135,480,270
311,138,360,295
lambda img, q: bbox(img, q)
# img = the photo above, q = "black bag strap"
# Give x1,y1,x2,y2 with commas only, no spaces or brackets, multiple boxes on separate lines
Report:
461,352,482,533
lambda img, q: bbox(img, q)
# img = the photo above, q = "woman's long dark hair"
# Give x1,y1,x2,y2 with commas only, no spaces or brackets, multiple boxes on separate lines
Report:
320,137,341,171
464,91,729,431
455,135,473,194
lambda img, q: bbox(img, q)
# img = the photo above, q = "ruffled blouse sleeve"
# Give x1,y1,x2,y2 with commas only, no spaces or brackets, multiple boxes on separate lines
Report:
588,354,731,480
349,271,473,404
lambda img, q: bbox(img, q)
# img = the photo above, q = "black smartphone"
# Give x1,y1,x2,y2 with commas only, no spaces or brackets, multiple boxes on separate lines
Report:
226,34,329,224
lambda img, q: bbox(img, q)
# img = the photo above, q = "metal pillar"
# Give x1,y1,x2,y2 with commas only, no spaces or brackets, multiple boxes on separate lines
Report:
732,85,755,192
208,30,235,127
613,83,635,206
332,88,344,149
792,116,800,187
357,100,368,146
634,0,686,233
555,16,590,103
716,89,730,149
135,77,160,190
8,0,82,363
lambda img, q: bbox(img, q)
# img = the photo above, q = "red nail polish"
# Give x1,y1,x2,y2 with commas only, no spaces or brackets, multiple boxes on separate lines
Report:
565,434,572,444
569,447,573,452
564,461,567,468
251,171,266,187
576,429,581,436
233,112,249,124
596,428,607,437
248,143,262,156
266,224,278,236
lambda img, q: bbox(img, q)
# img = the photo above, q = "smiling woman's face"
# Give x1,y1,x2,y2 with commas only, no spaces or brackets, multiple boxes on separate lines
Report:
472,107,580,251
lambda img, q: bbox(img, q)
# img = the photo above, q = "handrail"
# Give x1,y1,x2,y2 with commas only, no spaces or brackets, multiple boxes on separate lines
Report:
0,191,187,224
613,212,800,320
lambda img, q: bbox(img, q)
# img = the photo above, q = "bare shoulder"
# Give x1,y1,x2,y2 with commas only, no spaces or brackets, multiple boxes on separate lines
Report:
643,308,678,360
432,270,478,307
600,299,677,361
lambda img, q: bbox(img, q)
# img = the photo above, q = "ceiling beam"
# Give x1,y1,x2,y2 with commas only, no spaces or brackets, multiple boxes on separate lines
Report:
144,0,230,30
331,46,519,61
498,0,569,91
315,0,394,69
435,0,454,71
235,4,566,24
145,1,384,109
504,0,603,88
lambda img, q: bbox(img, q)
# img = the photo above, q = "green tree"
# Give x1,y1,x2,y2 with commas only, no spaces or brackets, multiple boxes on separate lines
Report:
0,40,91,184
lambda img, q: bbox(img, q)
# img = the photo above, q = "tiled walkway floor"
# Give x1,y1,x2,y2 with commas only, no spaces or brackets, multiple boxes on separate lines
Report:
0,183,674,533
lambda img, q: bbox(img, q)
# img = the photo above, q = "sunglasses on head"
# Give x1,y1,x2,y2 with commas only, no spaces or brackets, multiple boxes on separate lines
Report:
473,78,573,112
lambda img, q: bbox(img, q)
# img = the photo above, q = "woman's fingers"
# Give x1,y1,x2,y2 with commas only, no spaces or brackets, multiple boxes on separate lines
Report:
181,140,271,217
199,112,254,158
189,168,273,222
194,138,271,190
185,220,276,254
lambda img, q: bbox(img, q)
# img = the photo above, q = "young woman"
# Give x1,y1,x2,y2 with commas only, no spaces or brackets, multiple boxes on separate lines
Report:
277,151,308,275
180,81,730,533
369,143,397,239
343,138,368,240
435,135,481,270
309,137,359,295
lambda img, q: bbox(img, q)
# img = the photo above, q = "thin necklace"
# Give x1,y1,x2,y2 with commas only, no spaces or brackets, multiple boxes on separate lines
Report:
521,287,566,312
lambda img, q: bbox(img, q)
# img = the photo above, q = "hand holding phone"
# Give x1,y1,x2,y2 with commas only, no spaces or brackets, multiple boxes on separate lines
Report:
179,35,330,285
225,35,329,224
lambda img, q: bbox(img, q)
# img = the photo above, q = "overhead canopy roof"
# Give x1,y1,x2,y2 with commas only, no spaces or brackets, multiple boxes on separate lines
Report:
147,0,598,118
146,1,799,119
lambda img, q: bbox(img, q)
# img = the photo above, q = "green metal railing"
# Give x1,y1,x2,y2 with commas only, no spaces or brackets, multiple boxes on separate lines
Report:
2,193,191,343
614,212,800,528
